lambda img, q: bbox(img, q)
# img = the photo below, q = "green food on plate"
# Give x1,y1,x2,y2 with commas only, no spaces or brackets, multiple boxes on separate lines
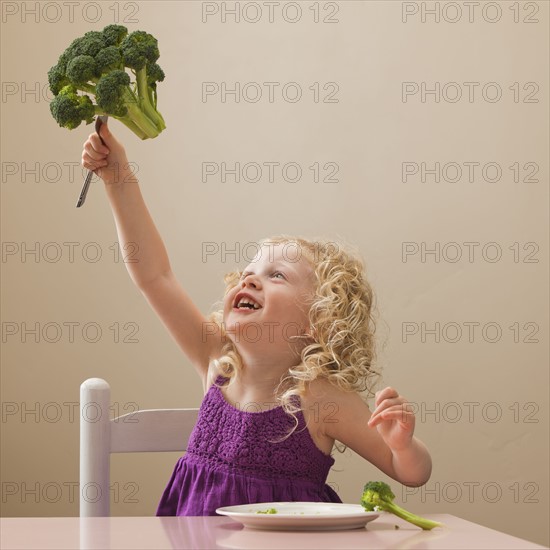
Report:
256,508,278,514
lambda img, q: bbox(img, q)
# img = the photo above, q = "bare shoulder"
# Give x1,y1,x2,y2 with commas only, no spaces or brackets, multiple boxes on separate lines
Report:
304,377,369,406
302,377,371,425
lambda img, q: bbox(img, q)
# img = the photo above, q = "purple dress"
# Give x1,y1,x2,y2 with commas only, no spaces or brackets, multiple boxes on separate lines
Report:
156,375,342,516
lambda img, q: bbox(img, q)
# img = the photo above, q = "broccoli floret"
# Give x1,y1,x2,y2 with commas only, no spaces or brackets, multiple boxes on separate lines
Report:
361,481,444,530
147,62,165,84
47,24,165,140
47,34,104,95
70,32,106,58
47,64,71,96
66,56,99,90
95,70,131,117
145,63,166,125
120,30,160,70
102,24,128,47
95,46,124,74
120,30,165,131
49,86,97,130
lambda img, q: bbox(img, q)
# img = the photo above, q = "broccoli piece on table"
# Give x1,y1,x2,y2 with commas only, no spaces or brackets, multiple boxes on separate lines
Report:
361,481,444,531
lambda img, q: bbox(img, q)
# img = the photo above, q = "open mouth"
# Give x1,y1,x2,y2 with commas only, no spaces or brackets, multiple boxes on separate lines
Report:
233,294,262,310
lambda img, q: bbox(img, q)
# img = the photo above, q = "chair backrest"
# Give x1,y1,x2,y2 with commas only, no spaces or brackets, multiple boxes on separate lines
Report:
79,378,199,517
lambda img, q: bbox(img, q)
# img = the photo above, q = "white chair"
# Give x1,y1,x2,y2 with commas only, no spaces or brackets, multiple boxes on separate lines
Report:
79,377,199,517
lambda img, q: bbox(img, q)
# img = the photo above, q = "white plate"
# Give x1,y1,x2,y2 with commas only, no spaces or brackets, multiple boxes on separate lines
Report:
215,502,379,531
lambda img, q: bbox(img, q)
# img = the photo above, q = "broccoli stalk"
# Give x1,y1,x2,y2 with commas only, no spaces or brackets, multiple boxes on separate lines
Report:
95,70,160,138
47,24,165,140
120,30,166,133
361,481,444,530
135,68,166,131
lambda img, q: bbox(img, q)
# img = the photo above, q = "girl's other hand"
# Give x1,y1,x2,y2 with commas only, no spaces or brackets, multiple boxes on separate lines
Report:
367,386,416,452
81,121,133,186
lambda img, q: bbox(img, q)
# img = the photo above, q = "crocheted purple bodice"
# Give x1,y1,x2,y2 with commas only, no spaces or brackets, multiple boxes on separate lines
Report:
185,375,335,485
156,375,342,515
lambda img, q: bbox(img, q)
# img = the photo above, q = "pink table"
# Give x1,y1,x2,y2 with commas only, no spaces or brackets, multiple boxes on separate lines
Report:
1,514,547,549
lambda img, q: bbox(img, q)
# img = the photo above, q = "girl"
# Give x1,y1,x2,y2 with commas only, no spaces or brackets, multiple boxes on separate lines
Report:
81,123,432,516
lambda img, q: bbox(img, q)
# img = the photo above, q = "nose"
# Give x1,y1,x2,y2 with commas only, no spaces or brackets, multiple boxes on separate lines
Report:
241,274,261,289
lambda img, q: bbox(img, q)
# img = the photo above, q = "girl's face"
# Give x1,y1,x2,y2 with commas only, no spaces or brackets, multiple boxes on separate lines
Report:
223,243,316,350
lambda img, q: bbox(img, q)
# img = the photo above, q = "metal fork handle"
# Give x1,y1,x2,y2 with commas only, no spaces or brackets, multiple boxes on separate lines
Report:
76,115,108,208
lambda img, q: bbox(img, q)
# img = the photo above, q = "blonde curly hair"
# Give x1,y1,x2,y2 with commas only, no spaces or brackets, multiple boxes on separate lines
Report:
206,235,382,453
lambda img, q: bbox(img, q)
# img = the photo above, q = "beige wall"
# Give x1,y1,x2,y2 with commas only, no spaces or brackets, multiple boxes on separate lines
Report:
1,1,548,546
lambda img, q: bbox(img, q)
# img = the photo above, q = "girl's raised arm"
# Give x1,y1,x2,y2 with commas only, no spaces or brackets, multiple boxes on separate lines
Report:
81,122,222,383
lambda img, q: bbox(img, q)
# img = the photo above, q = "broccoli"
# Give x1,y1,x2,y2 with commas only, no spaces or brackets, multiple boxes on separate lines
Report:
361,481,444,530
47,24,165,140
49,86,96,130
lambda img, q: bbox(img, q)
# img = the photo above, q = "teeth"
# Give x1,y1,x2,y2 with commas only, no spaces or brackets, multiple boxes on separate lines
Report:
237,298,261,309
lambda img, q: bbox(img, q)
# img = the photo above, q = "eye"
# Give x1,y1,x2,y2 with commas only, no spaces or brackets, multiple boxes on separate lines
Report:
272,271,285,279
